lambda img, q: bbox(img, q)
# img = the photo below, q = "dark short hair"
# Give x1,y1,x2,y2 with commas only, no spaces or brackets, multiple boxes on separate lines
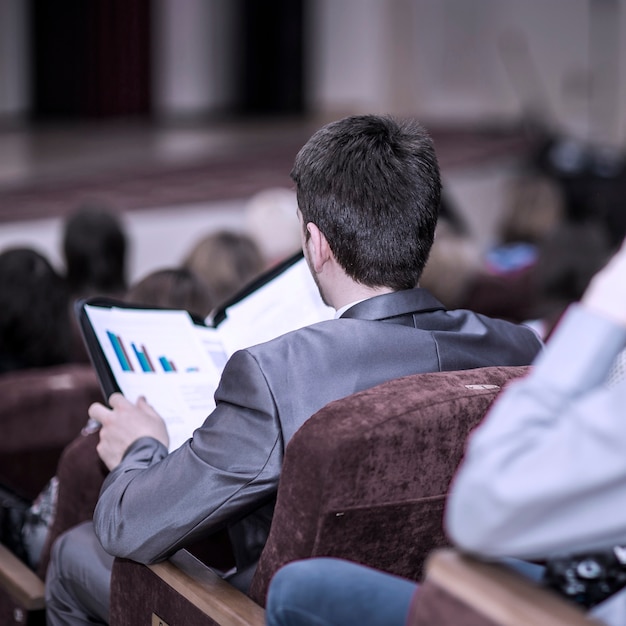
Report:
125,267,215,319
63,204,127,295
291,115,441,290
0,247,71,372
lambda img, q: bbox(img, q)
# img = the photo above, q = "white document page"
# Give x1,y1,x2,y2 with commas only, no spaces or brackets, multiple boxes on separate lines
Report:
217,257,335,357
84,305,224,451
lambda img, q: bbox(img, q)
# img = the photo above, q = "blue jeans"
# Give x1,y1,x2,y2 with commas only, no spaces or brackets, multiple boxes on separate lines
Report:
265,558,418,626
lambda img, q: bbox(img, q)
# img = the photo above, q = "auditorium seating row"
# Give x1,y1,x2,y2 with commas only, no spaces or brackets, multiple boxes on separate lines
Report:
0,364,599,625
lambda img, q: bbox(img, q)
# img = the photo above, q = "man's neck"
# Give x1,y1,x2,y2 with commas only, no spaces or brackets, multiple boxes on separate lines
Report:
331,284,395,312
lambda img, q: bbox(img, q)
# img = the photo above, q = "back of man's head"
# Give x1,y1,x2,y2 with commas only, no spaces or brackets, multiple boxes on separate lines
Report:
63,204,128,295
291,115,441,290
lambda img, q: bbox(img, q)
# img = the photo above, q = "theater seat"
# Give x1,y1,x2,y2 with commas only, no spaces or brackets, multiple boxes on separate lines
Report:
0,364,103,625
0,364,101,500
109,365,530,626
408,549,600,626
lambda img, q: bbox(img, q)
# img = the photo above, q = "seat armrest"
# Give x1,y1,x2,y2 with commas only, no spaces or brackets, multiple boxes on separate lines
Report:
419,549,601,626
0,543,45,611
113,550,265,626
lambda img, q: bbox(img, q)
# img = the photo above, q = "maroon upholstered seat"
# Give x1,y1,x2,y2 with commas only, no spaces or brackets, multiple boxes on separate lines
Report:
0,364,102,625
109,365,530,625
0,364,101,501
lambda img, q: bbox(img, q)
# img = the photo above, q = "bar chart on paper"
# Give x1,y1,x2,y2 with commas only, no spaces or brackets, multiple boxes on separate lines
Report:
84,305,219,384
84,304,224,450
105,330,183,373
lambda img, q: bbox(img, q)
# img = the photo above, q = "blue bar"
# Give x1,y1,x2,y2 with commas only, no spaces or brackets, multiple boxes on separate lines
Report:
107,331,132,371
132,343,152,372
159,356,173,372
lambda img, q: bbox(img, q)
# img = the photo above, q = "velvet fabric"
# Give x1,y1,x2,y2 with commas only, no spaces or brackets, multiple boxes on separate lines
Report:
0,365,101,625
0,364,101,501
248,365,530,605
110,558,224,626
109,365,529,623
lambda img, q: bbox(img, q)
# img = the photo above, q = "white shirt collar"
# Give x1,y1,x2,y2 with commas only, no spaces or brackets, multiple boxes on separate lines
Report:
335,298,369,319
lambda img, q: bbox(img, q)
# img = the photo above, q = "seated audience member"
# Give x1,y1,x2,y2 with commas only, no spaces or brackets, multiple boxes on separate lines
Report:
125,267,214,319
62,203,129,362
419,218,483,309
0,247,72,374
266,237,626,626
495,172,565,252
266,557,419,626
446,236,626,625
182,230,265,308
243,187,302,267
523,218,612,339
464,173,566,323
11,267,214,571
45,114,542,626
62,202,128,300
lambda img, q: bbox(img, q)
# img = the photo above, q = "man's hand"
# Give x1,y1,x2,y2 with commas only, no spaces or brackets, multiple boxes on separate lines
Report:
89,393,170,470
583,238,626,326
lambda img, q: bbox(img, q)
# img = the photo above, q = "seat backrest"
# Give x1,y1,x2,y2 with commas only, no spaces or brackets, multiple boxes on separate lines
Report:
0,364,102,500
249,365,530,605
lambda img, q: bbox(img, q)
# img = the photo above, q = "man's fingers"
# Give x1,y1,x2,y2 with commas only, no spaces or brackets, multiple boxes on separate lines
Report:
108,392,129,409
88,401,110,423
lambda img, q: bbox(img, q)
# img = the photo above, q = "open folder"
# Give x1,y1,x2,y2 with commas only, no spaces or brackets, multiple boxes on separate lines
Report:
75,252,334,451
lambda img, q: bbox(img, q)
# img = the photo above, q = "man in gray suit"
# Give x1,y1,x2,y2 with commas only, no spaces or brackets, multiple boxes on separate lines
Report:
46,114,542,625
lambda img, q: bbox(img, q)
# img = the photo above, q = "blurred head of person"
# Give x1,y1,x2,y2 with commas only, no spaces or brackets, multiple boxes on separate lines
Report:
530,218,613,337
182,230,265,307
125,267,215,320
244,187,302,267
0,247,71,373
420,219,483,308
63,203,128,298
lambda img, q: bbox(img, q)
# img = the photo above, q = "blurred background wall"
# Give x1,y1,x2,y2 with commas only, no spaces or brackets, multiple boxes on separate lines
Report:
0,0,624,282
0,0,624,148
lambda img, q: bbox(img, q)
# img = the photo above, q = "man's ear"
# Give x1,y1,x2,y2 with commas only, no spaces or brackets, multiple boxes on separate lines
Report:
306,222,331,273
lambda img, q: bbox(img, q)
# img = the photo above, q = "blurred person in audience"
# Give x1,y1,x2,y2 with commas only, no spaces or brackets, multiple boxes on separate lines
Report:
446,235,626,626
419,218,483,309
44,114,542,626
523,218,612,339
464,173,566,323
62,202,129,362
265,236,626,626
62,202,128,300
244,187,302,267
0,247,72,374
125,266,214,319
0,247,72,566
496,173,565,252
9,266,214,571
182,230,264,309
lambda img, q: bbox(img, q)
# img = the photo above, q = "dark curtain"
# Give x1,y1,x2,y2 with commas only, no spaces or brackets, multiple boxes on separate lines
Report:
30,0,151,120
234,0,306,115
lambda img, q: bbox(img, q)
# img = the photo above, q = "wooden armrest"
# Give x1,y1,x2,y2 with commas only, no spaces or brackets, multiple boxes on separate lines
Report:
148,550,265,626
425,549,602,626
0,543,45,611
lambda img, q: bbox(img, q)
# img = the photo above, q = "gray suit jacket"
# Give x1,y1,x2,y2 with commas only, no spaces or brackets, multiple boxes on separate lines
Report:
94,288,542,580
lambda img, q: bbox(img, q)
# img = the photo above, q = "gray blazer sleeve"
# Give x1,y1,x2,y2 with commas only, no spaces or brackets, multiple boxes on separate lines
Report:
93,349,283,563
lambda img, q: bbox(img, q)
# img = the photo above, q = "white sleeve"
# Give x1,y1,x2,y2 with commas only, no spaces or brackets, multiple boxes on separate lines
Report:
445,304,626,560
